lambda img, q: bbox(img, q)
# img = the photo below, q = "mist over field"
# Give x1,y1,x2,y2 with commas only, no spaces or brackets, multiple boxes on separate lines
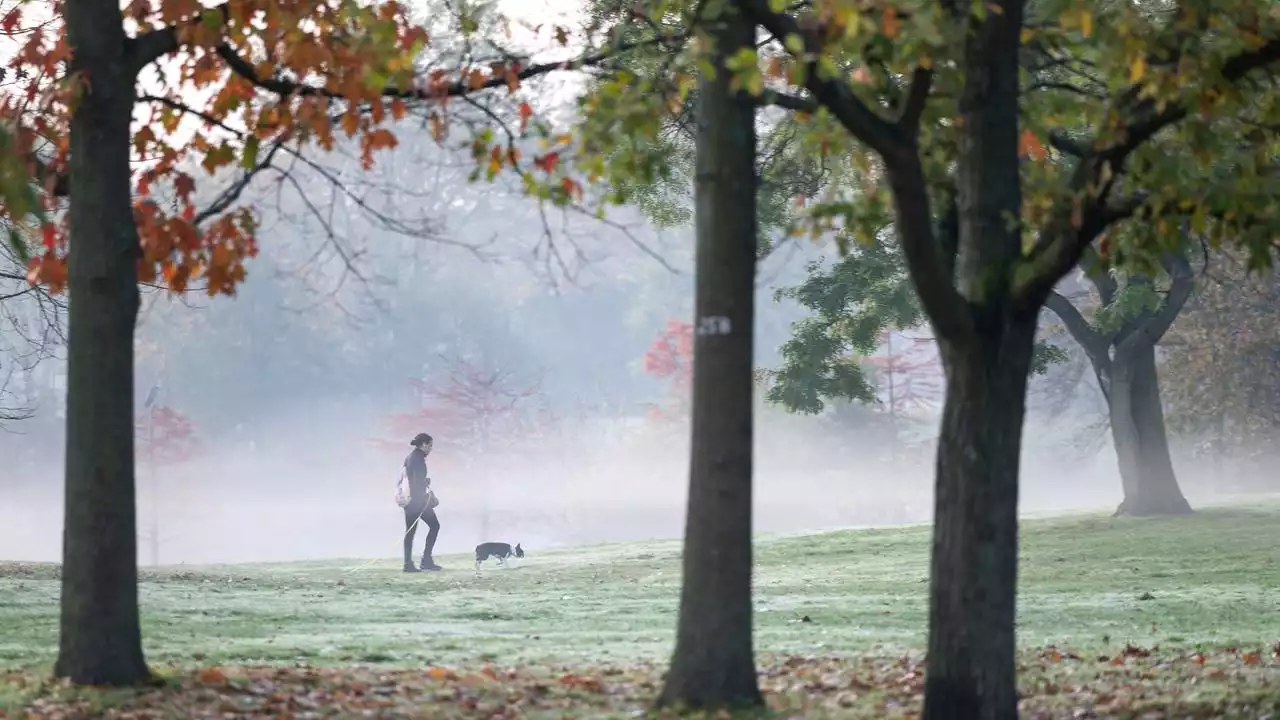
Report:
1,0,1277,571
0,134,1268,565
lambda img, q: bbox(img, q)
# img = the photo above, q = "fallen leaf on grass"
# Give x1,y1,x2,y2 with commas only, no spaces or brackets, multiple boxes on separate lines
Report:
426,666,456,681
196,667,226,685
5,647,1279,719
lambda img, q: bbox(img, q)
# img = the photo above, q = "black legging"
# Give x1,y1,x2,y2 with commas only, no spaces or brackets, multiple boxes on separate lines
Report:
404,503,440,565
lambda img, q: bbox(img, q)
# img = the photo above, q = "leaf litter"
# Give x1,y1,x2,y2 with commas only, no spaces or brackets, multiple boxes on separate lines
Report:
3,646,1278,719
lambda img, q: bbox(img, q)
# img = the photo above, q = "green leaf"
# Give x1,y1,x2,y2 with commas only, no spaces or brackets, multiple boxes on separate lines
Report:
7,227,28,264
241,136,261,170
200,8,223,31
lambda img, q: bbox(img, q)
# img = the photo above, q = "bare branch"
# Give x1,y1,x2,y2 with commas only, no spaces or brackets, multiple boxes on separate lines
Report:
213,32,682,105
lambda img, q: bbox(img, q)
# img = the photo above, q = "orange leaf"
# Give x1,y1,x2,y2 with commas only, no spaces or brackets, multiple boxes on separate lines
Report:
1018,128,1047,161
426,666,454,681
1242,650,1262,665
197,667,226,684
560,176,582,201
766,55,784,79
505,62,521,93
341,111,360,137
881,6,901,38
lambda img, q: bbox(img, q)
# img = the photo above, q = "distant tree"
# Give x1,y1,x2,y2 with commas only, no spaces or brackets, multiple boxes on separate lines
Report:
1162,248,1280,482
641,317,693,422
1045,246,1195,516
864,331,944,448
135,403,200,566
374,350,543,540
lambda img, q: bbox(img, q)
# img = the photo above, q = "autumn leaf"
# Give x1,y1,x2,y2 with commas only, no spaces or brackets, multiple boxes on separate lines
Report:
1018,128,1047,161
535,151,561,174
197,667,226,685
0,7,20,33
1129,55,1147,83
881,6,900,39
518,102,533,133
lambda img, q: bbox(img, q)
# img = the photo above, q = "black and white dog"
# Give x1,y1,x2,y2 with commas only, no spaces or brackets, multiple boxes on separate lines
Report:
474,542,524,570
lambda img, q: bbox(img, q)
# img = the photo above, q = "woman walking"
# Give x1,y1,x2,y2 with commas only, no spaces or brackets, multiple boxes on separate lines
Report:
402,432,442,572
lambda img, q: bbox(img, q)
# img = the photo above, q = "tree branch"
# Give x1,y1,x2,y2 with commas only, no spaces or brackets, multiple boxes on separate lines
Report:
1115,250,1194,357
217,35,677,104
759,89,817,113
128,1,681,102
1044,290,1108,359
898,66,932,130
1013,37,1280,307
886,160,973,346
1047,130,1086,158
742,1,970,343
742,0,904,160
1080,245,1117,305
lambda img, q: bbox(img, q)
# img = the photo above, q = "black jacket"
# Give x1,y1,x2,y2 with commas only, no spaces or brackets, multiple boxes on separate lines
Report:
404,448,429,500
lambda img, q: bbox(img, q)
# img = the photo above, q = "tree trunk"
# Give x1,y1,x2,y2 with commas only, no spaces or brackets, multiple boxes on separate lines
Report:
1109,345,1193,516
654,1,762,711
922,315,1035,720
54,0,150,686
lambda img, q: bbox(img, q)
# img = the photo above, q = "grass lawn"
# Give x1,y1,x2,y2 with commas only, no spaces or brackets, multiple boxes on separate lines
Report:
2,502,1279,717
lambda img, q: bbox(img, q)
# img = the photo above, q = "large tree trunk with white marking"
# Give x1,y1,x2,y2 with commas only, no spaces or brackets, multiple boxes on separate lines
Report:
654,0,762,710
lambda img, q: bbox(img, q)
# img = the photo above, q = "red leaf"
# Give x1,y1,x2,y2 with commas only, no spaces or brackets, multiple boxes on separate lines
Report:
535,151,560,173
1,8,21,33
518,102,533,133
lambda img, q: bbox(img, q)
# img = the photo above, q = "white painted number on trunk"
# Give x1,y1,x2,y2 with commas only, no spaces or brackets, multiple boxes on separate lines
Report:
696,316,731,336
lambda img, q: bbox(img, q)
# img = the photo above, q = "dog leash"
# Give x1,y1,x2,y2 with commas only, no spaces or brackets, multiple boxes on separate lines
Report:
341,509,428,575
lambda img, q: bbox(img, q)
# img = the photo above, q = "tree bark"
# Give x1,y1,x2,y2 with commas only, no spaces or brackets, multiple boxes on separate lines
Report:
919,2,1026,718
1108,345,1193,516
54,0,151,686
923,316,1035,720
654,1,762,710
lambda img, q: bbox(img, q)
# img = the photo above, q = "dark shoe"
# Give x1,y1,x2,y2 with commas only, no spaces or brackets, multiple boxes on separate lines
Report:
403,564,421,573
420,558,442,571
